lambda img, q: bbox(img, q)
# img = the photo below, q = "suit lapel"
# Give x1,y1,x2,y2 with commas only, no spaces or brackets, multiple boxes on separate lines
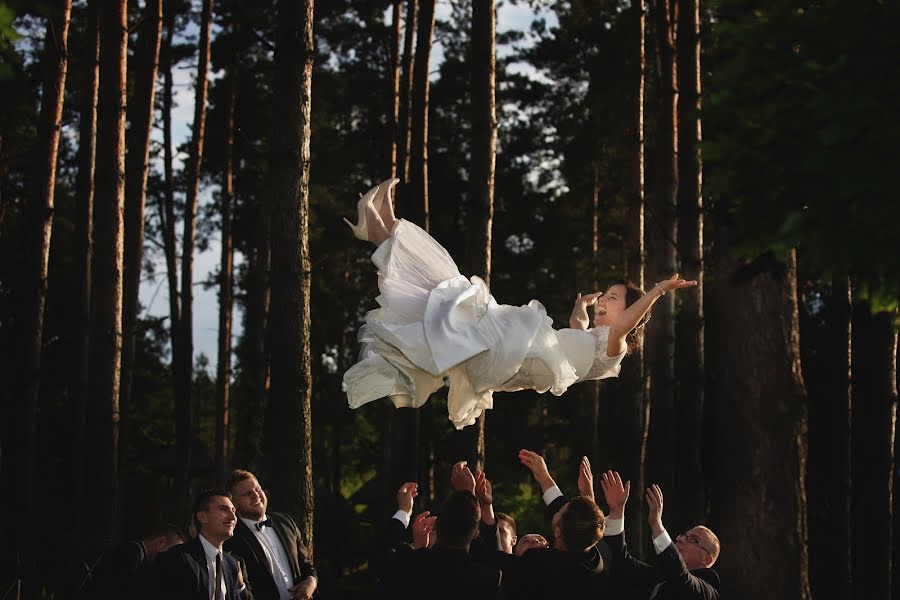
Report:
235,519,275,578
271,514,299,580
188,537,211,597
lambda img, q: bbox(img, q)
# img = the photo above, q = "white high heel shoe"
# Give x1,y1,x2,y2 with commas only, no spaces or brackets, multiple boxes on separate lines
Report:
343,183,380,241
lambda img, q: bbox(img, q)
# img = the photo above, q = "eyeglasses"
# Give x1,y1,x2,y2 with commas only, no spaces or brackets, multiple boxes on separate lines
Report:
677,532,713,558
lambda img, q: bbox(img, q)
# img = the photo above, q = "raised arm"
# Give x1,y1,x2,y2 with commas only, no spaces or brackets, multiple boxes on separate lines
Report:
607,274,696,356
569,292,602,330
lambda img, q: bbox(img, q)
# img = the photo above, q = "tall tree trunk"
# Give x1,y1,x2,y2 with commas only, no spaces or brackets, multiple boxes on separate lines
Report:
175,0,214,510
406,0,435,230
462,0,497,472
673,0,704,532
396,0,417,184
850,303,897,599
389,0,402,177
120,0,162,520
71,0,98,541
15,0,71,591
707,243,810,598
266,0,315,556
89,0,127,545
589,167,601,463
802,278,851,600
645,0,678,508
215,8,240,487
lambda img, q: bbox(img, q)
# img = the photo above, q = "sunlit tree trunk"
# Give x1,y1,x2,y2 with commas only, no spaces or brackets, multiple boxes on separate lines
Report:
389,0,402,177
175,0,214,510
89,0,127,545
406,0,435,230
397,0,417,183
71,0,99,540
850,302,897,599
120,0,162,517
266,0,315,556
673,0,705,532
215,8,240,486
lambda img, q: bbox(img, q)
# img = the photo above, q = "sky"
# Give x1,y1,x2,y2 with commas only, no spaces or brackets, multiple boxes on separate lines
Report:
137,1,557,371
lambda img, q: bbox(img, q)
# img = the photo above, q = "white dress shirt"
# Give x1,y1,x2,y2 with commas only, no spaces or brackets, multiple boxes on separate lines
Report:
198,534,228,600
240,516,293,600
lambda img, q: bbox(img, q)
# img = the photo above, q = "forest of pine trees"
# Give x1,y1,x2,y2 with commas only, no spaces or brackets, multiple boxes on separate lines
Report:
0,0,897,598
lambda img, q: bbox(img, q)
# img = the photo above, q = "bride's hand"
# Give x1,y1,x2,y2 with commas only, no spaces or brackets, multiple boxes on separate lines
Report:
574,291,602,307
654,274,697,295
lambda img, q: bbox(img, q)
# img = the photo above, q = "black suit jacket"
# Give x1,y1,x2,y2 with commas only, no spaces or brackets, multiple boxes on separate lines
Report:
86,539,149,599
223,513,316,600
605,531,720,600
374,516,503,600
151,536,243,600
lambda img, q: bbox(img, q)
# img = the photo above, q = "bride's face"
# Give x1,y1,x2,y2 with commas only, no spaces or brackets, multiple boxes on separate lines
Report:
593,283,628,327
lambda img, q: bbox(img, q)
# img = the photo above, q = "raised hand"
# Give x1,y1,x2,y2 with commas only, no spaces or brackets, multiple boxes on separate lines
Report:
518,449,556,492
577,456,595,502
475,471,493,506
645,483,665,537
451,461,476,493
569,292,603,330
655,273,698,294
515,533,549,556
600,470,630,519
396,481,418,514
412,511,437,549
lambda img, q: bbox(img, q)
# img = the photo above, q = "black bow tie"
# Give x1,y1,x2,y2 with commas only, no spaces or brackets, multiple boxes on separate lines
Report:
255,519,272,531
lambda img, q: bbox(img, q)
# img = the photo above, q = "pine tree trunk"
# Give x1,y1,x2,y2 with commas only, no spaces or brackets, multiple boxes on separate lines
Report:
673,0,705,531
71,0,98,540
589,167,601,463
389,0,402,177
645,0,678,508
215,9,240,486
406,0,435,230
397,0,417,184
850,303,897,599
120,0,162,518
16,0,71,589
89,0,127,545
802,278,851,600
266,0,315,556
707,244,810,598
175,0,214,510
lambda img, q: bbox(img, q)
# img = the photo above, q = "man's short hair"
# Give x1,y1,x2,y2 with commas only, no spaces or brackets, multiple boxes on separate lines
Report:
193,489,230,531
696,526,721,563
147,523,186,544
559,496,605,552
496,512,517,536
226,469,256,495
435,490,481,548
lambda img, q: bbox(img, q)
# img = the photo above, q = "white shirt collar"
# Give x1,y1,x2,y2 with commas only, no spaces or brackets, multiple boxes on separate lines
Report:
198,533,222,560
240,514,268,529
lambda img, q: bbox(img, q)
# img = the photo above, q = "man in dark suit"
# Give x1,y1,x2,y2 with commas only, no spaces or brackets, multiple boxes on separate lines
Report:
86,524,184,598
152,489,246,600
472,465,610,600
224,470,317,600
600,471,720,600
374,473,502,600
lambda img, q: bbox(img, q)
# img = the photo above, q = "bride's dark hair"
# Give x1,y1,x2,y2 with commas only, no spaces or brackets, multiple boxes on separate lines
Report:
608,278,648,355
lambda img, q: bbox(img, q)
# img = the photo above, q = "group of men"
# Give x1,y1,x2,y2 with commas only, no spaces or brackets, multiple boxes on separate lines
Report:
86,470,316,600
374,450,721,600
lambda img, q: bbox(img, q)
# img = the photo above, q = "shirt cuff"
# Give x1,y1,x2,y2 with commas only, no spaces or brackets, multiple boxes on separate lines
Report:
652,529,673,554
542,485,563,505
604,517,624,536
393,510,411,528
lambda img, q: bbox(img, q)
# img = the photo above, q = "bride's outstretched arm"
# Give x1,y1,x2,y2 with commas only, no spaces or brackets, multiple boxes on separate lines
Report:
607,274,697,356
569,292,602,330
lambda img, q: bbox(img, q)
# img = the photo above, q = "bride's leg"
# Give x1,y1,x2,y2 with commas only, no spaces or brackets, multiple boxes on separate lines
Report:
366,204,391,246
378,182,397,232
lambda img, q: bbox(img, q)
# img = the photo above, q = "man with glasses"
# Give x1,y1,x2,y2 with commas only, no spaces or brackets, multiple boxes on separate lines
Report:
600,471,720,600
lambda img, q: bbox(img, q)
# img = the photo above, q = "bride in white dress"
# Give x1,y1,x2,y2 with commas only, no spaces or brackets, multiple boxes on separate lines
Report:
342,179,697,429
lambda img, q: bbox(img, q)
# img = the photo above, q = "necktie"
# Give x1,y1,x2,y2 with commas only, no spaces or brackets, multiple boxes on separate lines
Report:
214,552,224,600
649,581,664,600
256,519,273,531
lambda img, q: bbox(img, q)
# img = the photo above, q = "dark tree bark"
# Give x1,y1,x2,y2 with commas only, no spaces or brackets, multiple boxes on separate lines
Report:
645,0,678,506
673,0,705,532
406,0,435,230
801,279,851,600
396,0,417,183
389,0,402,177
120,0,162,517
89,0,127,545
71,0,98,540
850,303,897,599
707,244,810,598
266,0,315,556
175,0,214,511
14,0,71,590
215,8,240,487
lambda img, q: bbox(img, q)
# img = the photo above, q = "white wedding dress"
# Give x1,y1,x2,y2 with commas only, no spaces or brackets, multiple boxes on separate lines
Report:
343,220,626,429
